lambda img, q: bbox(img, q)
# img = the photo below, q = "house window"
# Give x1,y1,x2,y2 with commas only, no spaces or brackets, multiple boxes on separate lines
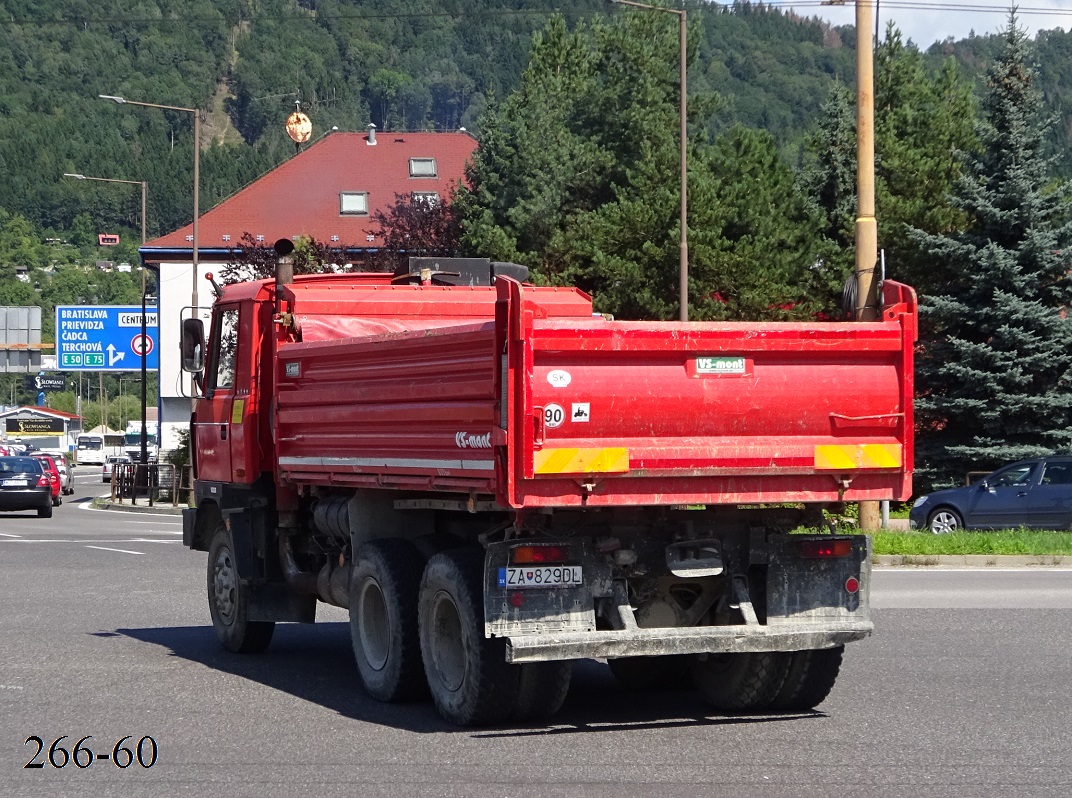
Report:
409,158,437,178
340,192,369,215
412,191,439,205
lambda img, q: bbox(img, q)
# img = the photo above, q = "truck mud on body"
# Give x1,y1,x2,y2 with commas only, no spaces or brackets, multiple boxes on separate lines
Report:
181,250,915,726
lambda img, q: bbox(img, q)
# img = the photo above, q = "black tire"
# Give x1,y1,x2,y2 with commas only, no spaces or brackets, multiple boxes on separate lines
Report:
513,661,573,722
52,494,61,507
769,646,844,711
607,655,689,691
350,538,427,703
927,507,962,534
207,523,275,653
691,651,789,712
419,548,519,726
37,502,52,518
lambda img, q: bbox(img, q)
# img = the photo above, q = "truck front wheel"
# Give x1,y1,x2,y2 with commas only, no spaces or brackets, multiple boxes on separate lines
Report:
207,524,275,653
350,539,427,703
691,651,789,713
419,549,519,726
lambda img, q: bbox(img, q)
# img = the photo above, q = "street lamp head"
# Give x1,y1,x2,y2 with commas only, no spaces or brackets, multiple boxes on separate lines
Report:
99,94,127,103
63,173,86,180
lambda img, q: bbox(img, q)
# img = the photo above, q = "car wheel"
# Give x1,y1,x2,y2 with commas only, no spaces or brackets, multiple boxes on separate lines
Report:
38,502,52,519
927,507,962,534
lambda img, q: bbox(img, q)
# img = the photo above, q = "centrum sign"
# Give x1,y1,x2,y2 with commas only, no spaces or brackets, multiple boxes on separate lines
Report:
55,305,159,372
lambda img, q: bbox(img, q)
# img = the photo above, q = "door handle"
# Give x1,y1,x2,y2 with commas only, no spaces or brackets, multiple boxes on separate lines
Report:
220,425,228,441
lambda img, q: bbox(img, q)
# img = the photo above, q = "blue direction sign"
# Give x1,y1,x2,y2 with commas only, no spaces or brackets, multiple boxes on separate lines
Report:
55,305,159,372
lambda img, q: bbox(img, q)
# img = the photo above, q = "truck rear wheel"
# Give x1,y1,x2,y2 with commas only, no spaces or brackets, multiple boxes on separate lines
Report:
513,661,572,722
350,539,427,703
207,524,275,654
691,651,789,712
419,549,519,726
768,646,844,711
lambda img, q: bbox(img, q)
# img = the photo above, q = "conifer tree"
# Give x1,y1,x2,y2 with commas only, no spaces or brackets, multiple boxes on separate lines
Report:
911,14,1072,487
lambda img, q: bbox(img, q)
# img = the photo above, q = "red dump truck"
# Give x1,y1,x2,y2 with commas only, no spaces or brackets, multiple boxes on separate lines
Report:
181,253,915,725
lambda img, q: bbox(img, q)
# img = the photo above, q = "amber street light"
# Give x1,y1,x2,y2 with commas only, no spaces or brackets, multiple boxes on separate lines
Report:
99,94,201,323
609,0,689,321
63,171,153,464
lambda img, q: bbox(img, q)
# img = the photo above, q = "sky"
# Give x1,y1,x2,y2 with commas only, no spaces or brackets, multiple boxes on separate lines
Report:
753,1,1072,49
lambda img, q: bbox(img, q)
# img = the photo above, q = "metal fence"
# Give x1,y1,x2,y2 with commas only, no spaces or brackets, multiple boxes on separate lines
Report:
109,462,191,506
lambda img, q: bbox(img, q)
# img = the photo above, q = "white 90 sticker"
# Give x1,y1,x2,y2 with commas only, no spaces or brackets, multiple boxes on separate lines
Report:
547,370,572,388
544,404,565,428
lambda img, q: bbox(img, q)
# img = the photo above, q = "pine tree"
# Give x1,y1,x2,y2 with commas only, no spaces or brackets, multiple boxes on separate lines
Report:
911,14,1072,488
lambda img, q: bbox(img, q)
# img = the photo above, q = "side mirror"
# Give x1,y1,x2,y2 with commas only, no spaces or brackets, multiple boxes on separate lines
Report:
181,318,205,373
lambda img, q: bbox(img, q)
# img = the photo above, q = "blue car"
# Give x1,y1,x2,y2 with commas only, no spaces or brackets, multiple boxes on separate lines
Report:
909,456,1072,533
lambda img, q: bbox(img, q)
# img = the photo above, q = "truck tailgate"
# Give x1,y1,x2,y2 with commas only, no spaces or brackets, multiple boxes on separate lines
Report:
499,277,915,507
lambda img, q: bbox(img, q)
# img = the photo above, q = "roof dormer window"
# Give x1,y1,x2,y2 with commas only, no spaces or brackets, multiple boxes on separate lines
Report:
339,192,369,215
408,158,437,178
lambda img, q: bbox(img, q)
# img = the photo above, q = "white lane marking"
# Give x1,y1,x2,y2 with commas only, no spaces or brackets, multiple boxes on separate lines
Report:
85,546,145,555
0,532,21,538
131,538,183,544
0,539,179,544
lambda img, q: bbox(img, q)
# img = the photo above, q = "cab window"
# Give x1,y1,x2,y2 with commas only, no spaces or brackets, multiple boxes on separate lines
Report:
210,308,240,391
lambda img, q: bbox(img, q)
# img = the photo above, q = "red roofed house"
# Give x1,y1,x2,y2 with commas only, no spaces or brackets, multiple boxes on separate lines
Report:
140,126,477,452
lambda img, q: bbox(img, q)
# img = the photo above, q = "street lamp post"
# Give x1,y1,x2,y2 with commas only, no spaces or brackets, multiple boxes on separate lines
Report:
63,171,152,464
99,94,201,395
610,0,689,321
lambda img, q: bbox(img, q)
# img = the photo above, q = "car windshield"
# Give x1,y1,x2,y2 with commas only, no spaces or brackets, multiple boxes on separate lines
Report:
0,457,43,473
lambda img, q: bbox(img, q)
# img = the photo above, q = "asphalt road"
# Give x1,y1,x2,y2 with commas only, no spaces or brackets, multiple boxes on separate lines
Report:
2,472,1070,797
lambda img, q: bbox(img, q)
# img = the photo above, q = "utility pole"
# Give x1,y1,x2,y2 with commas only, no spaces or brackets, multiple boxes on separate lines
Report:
854,0,882,532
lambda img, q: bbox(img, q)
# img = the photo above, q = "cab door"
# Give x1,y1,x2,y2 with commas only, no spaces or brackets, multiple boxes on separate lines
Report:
193,305,240,483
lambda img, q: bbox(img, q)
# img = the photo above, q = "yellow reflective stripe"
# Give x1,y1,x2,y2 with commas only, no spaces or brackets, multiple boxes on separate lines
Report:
814,444,902,470
533,447,630,475
231,399,245,424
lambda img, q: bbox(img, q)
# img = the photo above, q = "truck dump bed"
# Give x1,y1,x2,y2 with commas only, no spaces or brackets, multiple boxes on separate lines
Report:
274,277,915,509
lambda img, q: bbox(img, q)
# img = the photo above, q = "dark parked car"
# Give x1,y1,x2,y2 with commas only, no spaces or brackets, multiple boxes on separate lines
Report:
0,456,53,518
909,456,1072,533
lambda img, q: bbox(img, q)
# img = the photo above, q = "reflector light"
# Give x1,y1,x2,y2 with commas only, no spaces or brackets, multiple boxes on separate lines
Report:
510,545,571,565
508,591,525,608
845,576,860,594
797,539,853,558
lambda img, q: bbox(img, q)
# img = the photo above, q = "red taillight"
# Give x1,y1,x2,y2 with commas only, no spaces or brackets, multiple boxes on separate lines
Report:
797,539,853,558
510,545,571,564
37,476,50,487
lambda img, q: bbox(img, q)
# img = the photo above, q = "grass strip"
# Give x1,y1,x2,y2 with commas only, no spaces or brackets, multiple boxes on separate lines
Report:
872,530,1072,556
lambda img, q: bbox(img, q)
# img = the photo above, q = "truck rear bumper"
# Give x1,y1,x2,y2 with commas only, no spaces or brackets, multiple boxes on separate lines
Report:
503,620,873,663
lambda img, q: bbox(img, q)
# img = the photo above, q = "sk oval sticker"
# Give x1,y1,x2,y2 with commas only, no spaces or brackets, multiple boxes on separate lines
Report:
547,370,572,388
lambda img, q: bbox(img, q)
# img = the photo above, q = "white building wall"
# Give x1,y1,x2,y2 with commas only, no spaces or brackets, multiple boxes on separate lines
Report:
155,259,216,453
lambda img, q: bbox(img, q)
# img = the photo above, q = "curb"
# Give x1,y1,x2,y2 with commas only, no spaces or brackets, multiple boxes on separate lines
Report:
874,554,1070,567
93,499,186,516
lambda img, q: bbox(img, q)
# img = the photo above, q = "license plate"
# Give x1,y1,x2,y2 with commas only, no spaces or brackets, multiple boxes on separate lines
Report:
1,479,28,487
498,566,582,588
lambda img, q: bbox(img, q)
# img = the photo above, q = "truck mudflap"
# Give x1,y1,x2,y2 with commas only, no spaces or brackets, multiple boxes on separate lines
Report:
503,622,873,664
